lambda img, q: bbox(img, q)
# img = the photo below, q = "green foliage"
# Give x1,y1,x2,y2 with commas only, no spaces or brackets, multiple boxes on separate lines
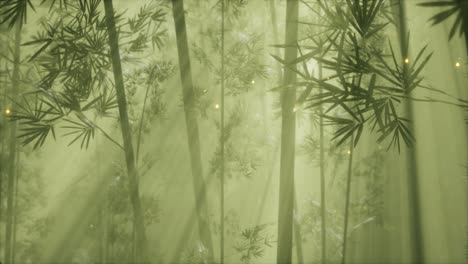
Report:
351,148,386,221
125,0,169,51
180,241,211,264
298,198,344,262
274,0,434,151
9,0,169,150
125,60,174,131
209,103,263,179
0,0,35,29
108,158,160,225
300,126,349,166
189,0,268,183
193,31,267,95
0,1,464,263
215,0,247,21
233,224,273,264
345,0,387,38
419,0,468,40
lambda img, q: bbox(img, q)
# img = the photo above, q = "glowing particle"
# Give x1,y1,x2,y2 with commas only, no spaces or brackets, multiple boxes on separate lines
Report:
455,62,461,68
404,58,409,64
293,103,302,113
251,80,255,84
347,150,351,155
197,241,206,253
215,104,220,109
293,210,299,220
203,89,208,93
4,108,10,115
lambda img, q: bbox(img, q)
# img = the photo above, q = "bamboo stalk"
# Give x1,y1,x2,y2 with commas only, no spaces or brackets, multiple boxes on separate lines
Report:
269,0,282,85
390,1,424,262
0,63,6,262
293,192,304,264
5,20,21,264
132,62,156,264
277,0,299,262
11,147,19,264
220,0,226,263
171,1,215,262
254,0,283,225
317,5,327,261
319,52,327,264
341,134,355,264
103,1,148,262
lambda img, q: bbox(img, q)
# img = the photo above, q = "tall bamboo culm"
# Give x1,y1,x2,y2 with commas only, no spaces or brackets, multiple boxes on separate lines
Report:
390,1,424,262
220,0,225,263
277,0,299,263
5,19,21,264
171,0,215,262
341,135,354,264
103,1,148,262
317,8,327,263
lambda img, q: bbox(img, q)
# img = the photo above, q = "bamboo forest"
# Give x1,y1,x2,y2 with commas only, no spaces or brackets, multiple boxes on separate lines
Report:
0,0,467,263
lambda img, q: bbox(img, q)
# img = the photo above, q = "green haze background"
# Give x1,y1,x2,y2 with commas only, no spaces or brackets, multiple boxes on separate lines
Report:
0,0,466,263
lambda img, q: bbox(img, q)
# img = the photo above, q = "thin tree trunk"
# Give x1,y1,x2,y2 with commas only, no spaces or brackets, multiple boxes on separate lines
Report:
277,0,299,263
103,1,148,262
132,219,137,262
0,63,7,261
11,148,19,264
171,1,215,262
293,193,303,264
390,1,424,263
316,6,327,260
99,158,108,264
341,135,354,264
220,0,226,263
319,52,327,264
461,2,468,263
99,202,105,263
110,214,114,263
132,65,156,263
269,0,282,84
254,0,283,225
104,198,109,263
5,20,21,264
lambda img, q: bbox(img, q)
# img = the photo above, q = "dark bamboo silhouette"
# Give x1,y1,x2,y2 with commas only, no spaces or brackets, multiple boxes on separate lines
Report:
277,0,299,262
4,20,21,264
103,0,148,262
319,56,327,264
293,192,304,264
317,9,327,263
341,135,354,264
0,60,7,259
11,148,19,264
255,0,282,228
391,1,424,262
171,0,215,262
99,200,108,263
269,0,282,84
220,0,226,263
